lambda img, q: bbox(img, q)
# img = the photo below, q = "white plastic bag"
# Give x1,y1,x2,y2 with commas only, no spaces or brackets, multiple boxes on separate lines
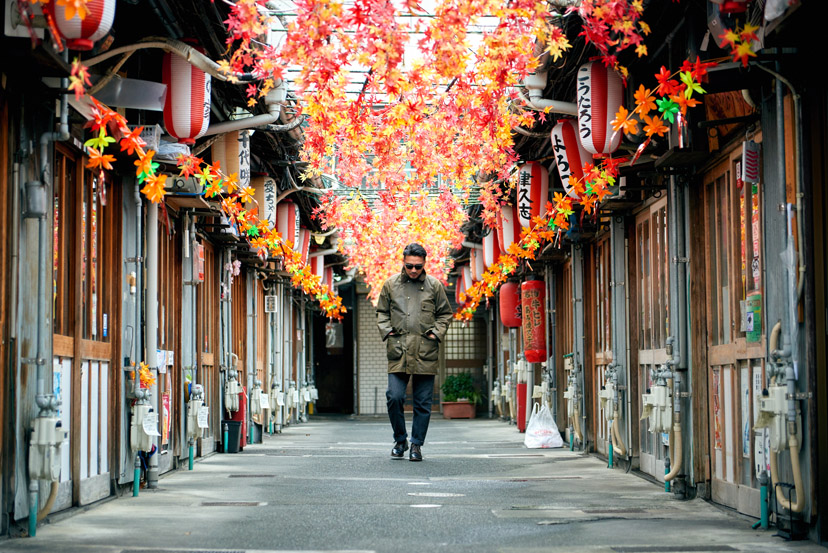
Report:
524,402,564,449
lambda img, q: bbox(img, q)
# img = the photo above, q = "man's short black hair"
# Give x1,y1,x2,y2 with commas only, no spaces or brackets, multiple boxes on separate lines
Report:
403,243,427,258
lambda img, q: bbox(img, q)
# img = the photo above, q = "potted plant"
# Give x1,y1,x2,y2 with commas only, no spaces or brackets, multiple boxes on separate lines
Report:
440,373,480,419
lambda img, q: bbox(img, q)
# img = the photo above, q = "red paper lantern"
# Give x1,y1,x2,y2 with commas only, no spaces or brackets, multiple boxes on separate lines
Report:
323,267,334,288
521,279,547,363
551,119,592,198
48,0,116,51
470,244,485,282
516,162,549,228
483,229,501,269
496,204,521,254
499,281,522,328
163,51,211,145
576,62,624,155
455,265,472,305
276,200,299,249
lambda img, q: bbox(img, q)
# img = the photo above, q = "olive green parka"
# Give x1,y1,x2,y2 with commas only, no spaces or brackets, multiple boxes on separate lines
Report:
376,269,453,375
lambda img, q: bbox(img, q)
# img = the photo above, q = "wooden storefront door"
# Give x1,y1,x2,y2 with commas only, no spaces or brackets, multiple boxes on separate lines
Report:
52,145,120,506
702,142,766,516
634,197,669,479
588,236,613,455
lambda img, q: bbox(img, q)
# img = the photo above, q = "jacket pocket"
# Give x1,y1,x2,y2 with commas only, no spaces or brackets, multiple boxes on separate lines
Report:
386,334,403,361
420,300,435,331
418,335,439,362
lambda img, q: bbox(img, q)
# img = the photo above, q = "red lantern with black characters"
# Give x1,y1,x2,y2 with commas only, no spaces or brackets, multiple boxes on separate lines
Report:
521,279,547,363
576,62,624,155
499,280,522,328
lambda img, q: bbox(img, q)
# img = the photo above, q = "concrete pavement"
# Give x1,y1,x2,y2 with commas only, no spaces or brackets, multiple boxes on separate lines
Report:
1,415,825,553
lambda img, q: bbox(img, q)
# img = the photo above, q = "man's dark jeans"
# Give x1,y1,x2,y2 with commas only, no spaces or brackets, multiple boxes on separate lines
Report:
387,373,434,446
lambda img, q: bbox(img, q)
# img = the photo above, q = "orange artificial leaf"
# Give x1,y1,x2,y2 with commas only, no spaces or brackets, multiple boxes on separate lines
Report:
57,0,90,21
86,147,115,171
643,114,669,137
633,84,656,116
141,173,167,204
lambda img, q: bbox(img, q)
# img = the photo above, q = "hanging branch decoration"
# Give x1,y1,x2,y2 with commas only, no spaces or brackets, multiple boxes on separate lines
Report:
453,160,616,321
571,0,650,78
718,22,759,67
610,57,717,164
64,0,657,309
318,188,468,304
456,57,717,321
78,95,346,320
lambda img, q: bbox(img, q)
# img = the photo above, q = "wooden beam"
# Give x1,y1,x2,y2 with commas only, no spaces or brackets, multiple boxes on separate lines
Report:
689,181,711,496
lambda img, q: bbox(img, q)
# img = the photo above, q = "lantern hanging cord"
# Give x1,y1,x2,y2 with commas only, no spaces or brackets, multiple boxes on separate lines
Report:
83,37,260,83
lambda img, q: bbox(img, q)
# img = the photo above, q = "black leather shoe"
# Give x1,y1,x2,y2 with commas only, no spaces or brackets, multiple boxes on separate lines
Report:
409,444,423,462
391,440,408,459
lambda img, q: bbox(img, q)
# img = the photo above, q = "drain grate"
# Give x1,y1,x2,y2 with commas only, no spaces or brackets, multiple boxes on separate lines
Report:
123,550,246,553
228,474,276,478
505,476,582,482
200,501,265,507
583,508,646,514
612,547,737,552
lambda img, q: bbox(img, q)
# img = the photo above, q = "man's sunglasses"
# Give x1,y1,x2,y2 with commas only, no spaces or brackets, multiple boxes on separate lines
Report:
405,263,424,270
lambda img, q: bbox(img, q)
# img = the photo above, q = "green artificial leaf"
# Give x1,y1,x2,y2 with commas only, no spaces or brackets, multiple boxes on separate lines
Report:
656,97,679,123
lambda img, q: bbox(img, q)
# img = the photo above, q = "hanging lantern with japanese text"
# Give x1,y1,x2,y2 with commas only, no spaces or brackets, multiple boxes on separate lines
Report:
212,131,250,189
163,50,211,145
551,119,591,198
499,280,522,328
251,175,278,228
516,162,549,228
48,0,116,51
521,279,547,363
576,62,624,155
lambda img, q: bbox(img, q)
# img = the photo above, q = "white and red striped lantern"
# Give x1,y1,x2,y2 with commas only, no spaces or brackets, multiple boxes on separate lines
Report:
163,51,211,145
276,200,300,251
323,267,334,288
310,253,325,279
470,244,485,282
455,265,473,305
516,162,549,228
496,204,521,254
551,119,592,198
483,229,501,269
297,228,312,265
576,62,624,155
48,0,116,51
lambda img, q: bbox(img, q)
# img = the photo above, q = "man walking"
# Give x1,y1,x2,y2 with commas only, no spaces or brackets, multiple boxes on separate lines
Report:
376,243,453,461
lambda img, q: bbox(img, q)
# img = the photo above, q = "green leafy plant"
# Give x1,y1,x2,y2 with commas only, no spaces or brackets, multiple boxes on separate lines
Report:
441,373,481,404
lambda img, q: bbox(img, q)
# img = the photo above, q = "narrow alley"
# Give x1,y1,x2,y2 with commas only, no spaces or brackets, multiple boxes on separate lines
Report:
2,417,824,553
